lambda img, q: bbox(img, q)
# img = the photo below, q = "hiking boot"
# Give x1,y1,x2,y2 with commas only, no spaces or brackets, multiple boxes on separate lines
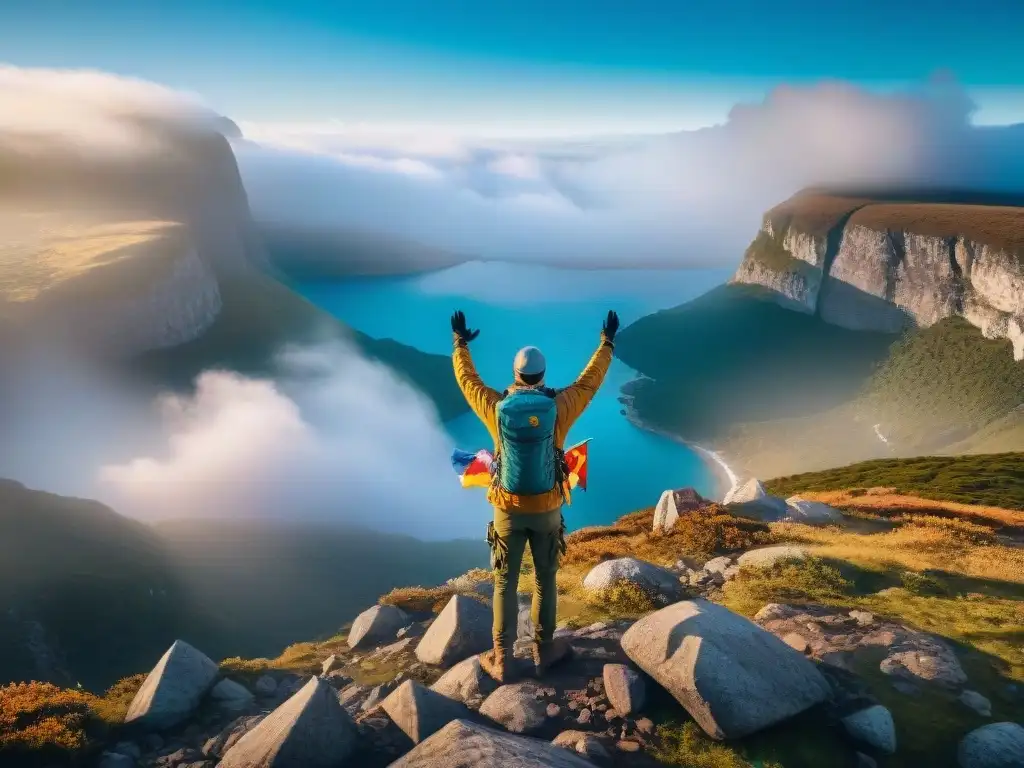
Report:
531,637,573,677
479,648,515,684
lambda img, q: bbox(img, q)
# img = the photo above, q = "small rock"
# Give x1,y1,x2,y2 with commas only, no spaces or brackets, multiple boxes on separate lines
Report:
616,739,641,752
959,689,994,717
430,655,499,704
321,654,343,675
957,722,1024,768
380,679,472,744
479,682,549,734
782,632,809,653
254,675,277,696
603,664,646,716
124,640,220,730
848,610,874,626
209,678,255,711
577,708,592,725
635,717,655,735
880,647,967,687
702,556,733,575
349,604,410,649
567,700,579,711
841,705,897,754
547,703,562,717
552,730,611,761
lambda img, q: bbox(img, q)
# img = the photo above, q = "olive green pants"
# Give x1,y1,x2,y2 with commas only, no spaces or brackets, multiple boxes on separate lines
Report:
487,508,566,653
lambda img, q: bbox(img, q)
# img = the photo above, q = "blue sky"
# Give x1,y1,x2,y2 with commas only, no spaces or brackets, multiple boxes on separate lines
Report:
3,0,1023,133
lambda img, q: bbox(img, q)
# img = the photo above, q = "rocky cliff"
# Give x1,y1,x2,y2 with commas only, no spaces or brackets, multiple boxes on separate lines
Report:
732,190,1024,358
0,119,263,358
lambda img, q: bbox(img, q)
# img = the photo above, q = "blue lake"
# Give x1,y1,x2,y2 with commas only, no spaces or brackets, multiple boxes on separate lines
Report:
295,262,730,530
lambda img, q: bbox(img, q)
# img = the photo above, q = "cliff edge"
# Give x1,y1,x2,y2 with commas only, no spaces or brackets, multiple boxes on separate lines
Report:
732,189,1024,358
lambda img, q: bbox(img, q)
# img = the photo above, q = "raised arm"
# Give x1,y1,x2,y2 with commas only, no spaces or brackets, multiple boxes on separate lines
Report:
555,311,619,434
451,310,500,434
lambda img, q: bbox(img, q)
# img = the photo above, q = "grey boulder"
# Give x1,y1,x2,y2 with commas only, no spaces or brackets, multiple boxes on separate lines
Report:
219,676,357,768
349,604,409,649
621,599,831,739
389,719,596,767
416,595,492,667
552,730,611,761
381,679,473,744
841,705,897,754
784,496,843,524
723,479,788,521
603,664,646,716
958,722,1024,768
210,678,255,711
479,682,549,734
430,655,499,704
124,639,219,730
582,557,684,604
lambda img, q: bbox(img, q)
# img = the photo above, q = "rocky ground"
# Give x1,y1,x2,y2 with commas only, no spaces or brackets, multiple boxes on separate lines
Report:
4,484,1023,768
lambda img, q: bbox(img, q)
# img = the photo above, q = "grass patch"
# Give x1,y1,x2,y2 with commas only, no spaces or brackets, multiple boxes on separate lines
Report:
766,453,1024,510
860,317,1024,452
0,674,144,764
722,557,854,617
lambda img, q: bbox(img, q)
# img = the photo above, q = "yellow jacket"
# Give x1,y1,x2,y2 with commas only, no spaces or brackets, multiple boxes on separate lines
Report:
452,333,614,513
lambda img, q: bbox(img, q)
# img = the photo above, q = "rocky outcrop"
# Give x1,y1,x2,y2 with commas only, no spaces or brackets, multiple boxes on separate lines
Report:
621,599,832,740
219,676,357,767
732,194,1024,360
723,479,789,521
124,640,219,730
653,487,708,533
381,679,473,744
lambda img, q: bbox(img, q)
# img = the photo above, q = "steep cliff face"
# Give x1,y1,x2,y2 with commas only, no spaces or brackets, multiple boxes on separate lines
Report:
732,192,1024,359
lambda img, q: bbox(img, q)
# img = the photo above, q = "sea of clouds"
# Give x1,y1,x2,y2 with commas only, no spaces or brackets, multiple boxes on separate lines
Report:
2,64,1023,536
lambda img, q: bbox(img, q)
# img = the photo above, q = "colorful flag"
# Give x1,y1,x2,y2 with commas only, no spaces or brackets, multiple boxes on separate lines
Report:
450,448,495,488
450,440,591,498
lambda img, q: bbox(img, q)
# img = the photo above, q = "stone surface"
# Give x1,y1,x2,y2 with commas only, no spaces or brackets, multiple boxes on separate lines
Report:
203,715,265,759
755,603,967,686
784,496,843,524
602,664,646,716
957,722,1024,768
723,479,789,520
390,719,596,767
124,640,220,730
254,675,277,696
209,678,255,711
621,600,831,739
349,604,410,650
960,690,994,717
479,682,549,735
431,656,499,704
582,557,684,604
381,679,473,744
841,705,897,754
552,730,611,761
653,487,708,533
416,595,492,667
736,546,807,570
321,654,343,675
219,677,357,768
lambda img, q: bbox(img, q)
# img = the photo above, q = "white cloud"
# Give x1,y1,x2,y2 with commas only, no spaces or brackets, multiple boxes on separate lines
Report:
0,64,226,158
236,76,1024,269
95,341,480,539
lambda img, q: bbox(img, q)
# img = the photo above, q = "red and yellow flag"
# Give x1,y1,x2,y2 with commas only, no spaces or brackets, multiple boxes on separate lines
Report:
451,439,591,504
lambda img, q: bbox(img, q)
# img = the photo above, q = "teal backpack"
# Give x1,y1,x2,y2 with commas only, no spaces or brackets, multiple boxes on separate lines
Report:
495,387,560,495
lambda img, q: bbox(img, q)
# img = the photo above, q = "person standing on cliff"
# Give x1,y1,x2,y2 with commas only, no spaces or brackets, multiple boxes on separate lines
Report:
450,309,619,683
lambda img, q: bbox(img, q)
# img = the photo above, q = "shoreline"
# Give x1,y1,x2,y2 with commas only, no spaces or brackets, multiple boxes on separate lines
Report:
618,393,738,501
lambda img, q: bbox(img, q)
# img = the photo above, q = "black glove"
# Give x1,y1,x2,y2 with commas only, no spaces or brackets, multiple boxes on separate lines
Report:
451,310,480,345
602,310,620,342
